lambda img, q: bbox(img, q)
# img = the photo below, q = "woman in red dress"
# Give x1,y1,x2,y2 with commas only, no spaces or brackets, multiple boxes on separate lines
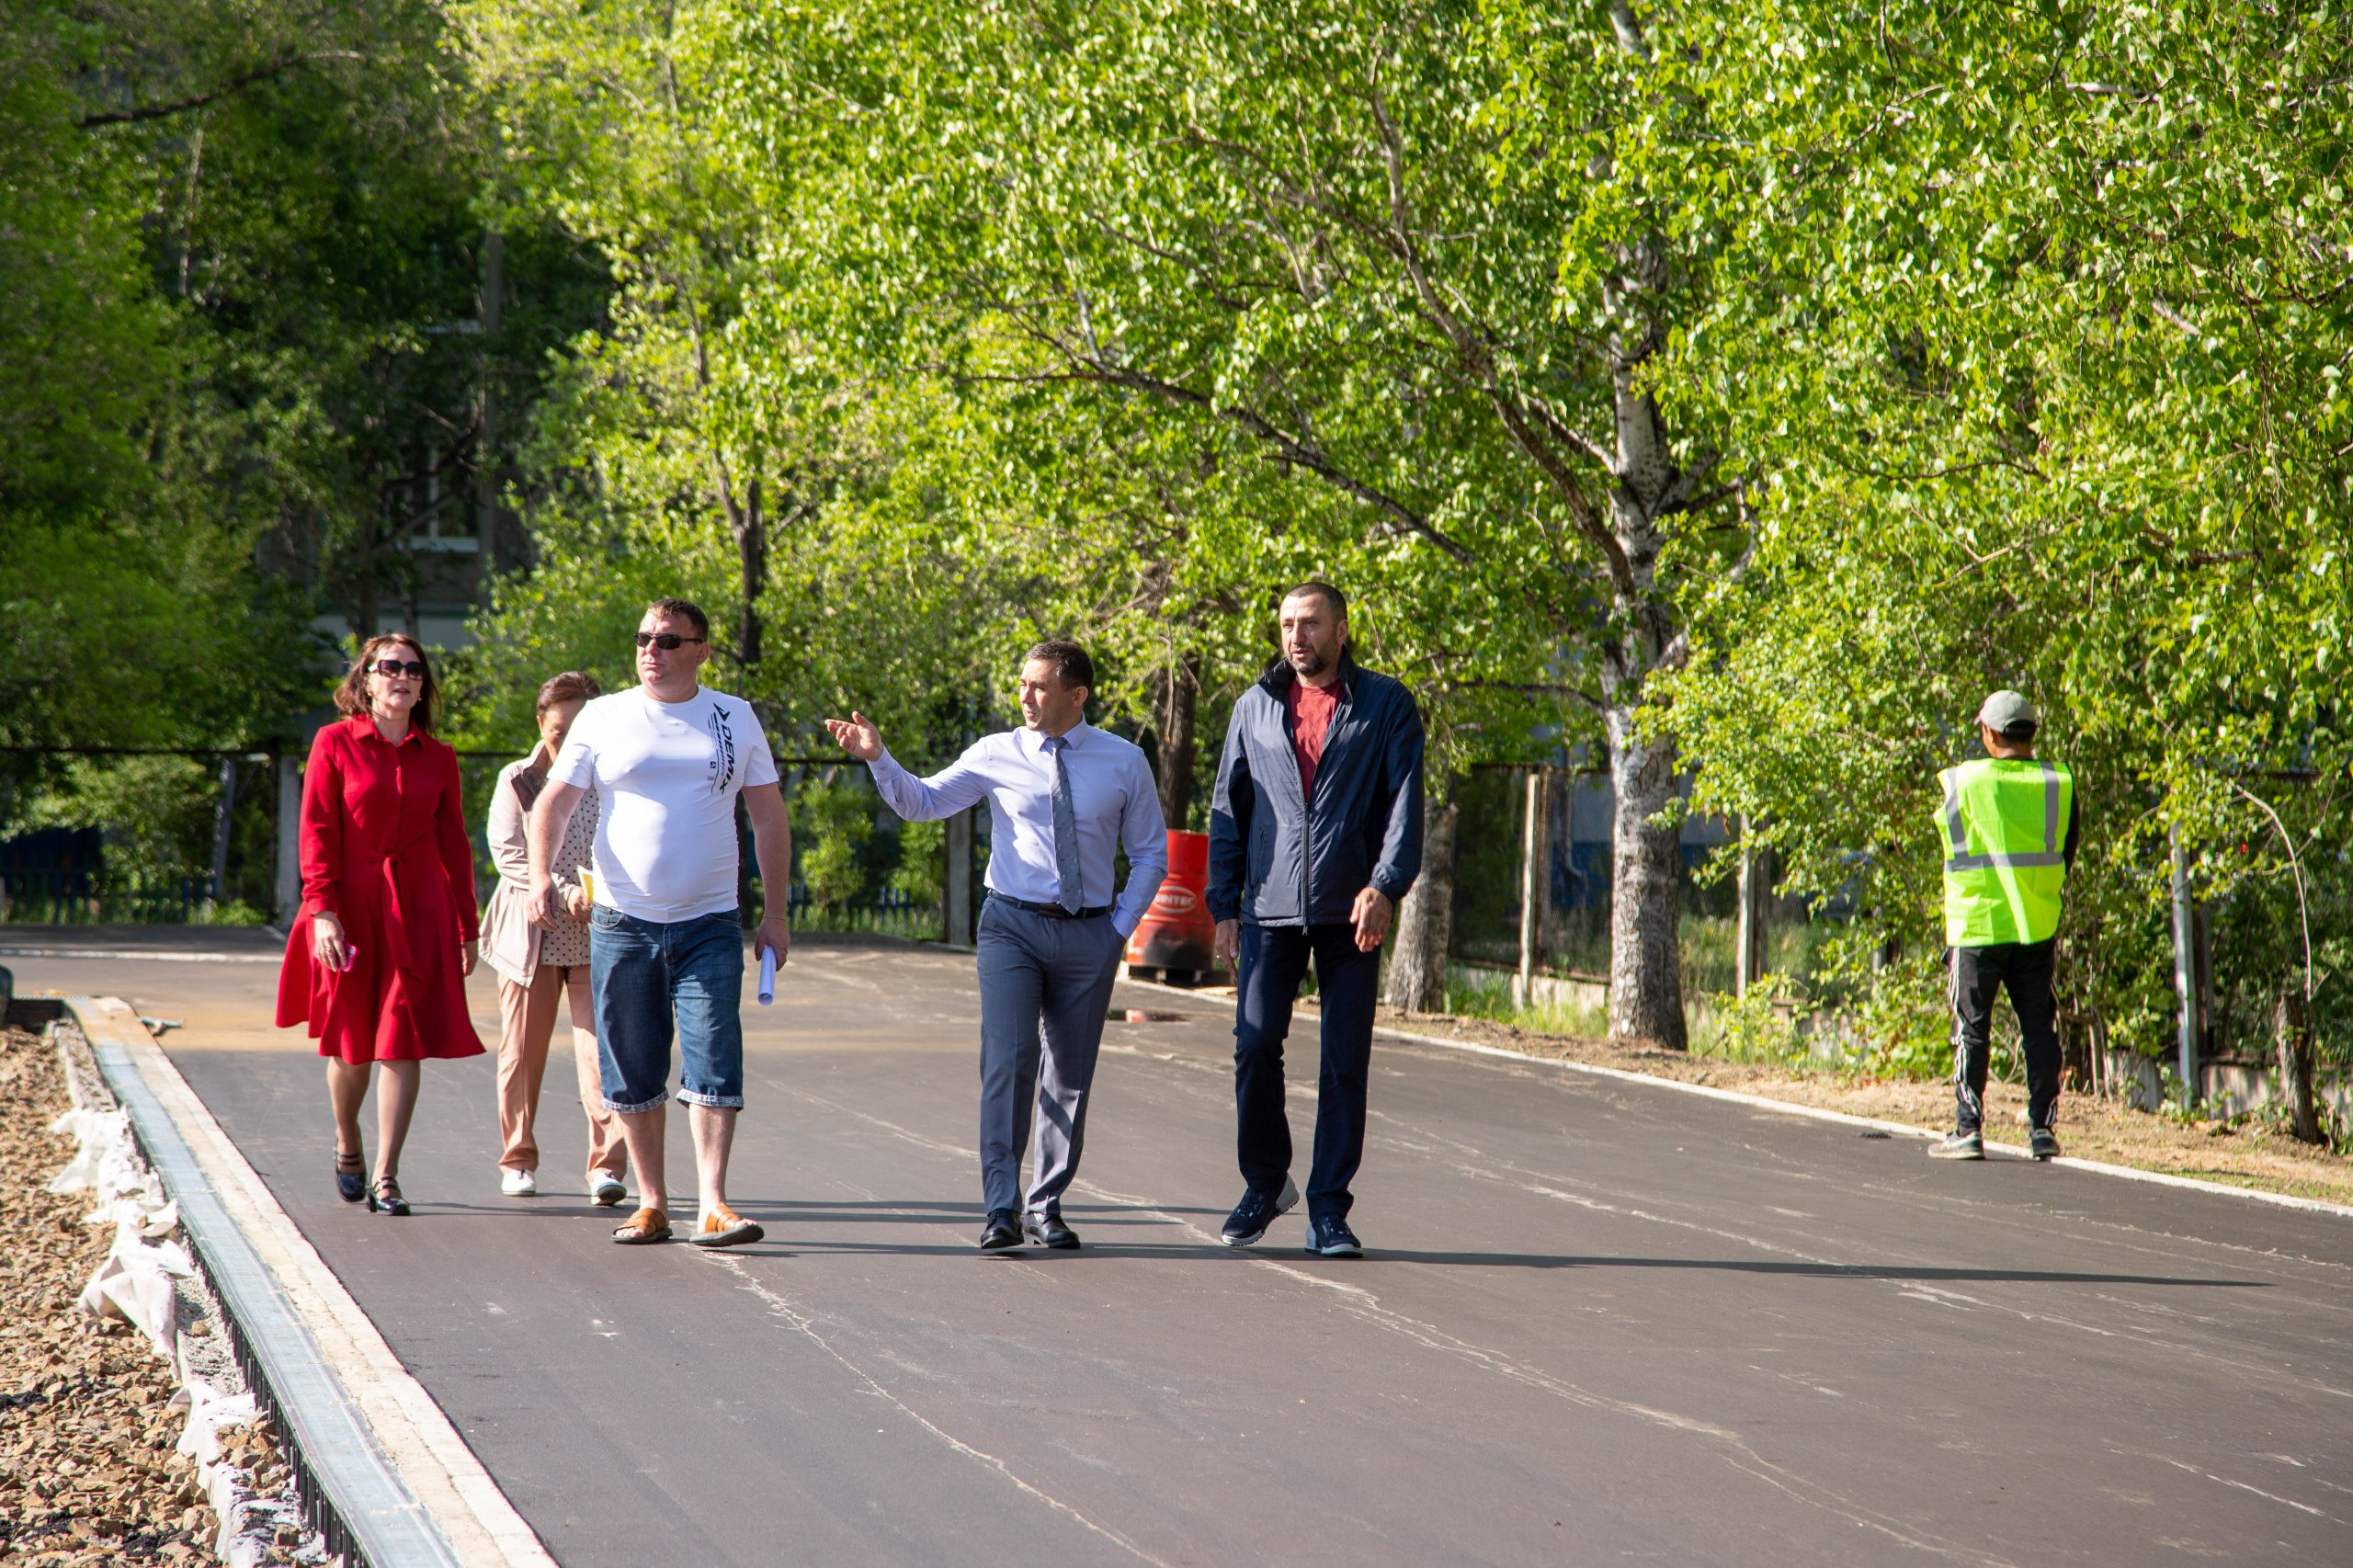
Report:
276,634,485,1215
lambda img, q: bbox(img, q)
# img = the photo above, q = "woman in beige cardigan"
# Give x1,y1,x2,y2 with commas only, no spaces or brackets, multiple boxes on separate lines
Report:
483,670,628,1201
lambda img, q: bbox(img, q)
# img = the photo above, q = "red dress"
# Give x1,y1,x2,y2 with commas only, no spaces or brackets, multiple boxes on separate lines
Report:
275,715,486,1063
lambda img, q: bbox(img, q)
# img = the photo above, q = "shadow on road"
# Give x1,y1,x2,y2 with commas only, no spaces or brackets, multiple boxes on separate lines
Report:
1313,1252,2266,1286
396,1195,2270,1287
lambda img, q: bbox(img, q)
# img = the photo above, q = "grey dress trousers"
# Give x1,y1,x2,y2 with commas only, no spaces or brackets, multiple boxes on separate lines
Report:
975,896,1127,1217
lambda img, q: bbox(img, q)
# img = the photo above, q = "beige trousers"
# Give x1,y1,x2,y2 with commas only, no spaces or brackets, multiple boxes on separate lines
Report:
495,964,626,1179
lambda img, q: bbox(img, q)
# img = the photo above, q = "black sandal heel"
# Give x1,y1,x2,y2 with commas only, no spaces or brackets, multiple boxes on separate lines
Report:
335,1149,366,1204
368,1176,410,1217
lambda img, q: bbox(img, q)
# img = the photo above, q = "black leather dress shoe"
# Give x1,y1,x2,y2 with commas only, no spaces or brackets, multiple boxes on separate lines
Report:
978,1208,1022,1250
1022,1211,1080,1250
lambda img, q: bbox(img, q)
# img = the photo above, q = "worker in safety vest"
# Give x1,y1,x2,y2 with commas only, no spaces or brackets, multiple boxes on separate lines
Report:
1927,690,2078,1162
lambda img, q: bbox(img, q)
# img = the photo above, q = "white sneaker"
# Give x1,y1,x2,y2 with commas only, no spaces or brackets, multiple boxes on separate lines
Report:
588,1173,627,1207
501,1167,538,1197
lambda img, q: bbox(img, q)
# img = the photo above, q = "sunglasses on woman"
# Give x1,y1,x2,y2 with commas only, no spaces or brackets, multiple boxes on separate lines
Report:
635,631,707,650
371,659,427,678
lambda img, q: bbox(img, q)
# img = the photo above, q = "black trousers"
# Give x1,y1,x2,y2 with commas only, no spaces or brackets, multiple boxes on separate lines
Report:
1949,939,2063,1133
1233,923,1383,1220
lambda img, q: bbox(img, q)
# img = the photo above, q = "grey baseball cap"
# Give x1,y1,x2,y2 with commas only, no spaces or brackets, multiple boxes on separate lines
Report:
1975,690,2040,733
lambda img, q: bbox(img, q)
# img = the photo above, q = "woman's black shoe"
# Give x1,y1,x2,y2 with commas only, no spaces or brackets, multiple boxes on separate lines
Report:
335,1149,366,1204
368,1176,410,1217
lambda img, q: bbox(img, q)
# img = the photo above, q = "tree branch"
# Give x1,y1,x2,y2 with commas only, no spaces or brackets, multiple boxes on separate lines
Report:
79,52,354,128
1434,678,1606,715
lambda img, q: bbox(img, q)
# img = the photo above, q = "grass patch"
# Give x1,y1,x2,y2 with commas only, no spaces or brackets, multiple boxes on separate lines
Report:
1442,966,1610,1038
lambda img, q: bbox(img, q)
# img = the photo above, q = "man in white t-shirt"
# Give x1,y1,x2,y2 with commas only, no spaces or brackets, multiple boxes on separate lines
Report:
528,597,792,1249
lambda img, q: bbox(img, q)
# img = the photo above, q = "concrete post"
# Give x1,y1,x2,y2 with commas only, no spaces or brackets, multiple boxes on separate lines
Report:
207,758,238,911
2193,903,2214,1057
945,805,974,946
477,230,507,570
276,754,302,926
2171,831,2198,1107
1735,818,1770,998
1515,769,1545,1011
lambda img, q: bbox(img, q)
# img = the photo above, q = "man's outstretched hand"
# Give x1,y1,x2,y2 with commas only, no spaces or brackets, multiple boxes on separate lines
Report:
823,711,882,762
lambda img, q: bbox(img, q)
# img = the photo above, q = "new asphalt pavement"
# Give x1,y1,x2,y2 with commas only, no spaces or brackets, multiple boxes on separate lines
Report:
6,927,2349,1566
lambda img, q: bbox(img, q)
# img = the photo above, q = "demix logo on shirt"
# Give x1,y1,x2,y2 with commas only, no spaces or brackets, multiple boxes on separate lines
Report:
705,705,738,795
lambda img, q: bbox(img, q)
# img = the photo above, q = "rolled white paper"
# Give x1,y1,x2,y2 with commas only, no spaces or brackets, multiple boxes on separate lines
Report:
757,946,777,1006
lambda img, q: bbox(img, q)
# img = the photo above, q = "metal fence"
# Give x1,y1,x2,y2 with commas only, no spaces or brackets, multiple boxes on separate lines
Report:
0,867,226,925
783,883,944,942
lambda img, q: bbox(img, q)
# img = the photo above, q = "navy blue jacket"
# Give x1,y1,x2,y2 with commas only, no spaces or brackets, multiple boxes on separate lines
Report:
1208,653,1425,927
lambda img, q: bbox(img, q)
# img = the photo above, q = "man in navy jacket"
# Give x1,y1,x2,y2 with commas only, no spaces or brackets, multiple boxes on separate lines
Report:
1209,582,1424,1256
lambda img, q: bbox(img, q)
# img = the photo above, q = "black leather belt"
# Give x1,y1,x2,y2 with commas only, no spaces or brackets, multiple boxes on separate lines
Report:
988,892,1112,920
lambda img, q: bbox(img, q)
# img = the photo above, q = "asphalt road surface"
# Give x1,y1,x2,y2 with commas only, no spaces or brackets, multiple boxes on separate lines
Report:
7,928,2350,1566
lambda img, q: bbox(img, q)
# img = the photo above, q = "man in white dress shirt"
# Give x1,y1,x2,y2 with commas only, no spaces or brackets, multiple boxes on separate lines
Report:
826,641,1167,1250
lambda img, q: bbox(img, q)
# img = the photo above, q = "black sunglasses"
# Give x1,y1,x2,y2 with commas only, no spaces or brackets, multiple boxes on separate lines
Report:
370,658,426,679
635,631,707,651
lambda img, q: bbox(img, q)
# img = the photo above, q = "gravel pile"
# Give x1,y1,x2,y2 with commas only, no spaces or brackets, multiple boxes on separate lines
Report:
0,1025,310,1566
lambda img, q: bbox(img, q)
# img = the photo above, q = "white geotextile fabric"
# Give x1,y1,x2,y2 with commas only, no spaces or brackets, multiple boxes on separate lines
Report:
76,1199,197,1358
51,1105,191,1359
48,1105,161,1206
180,1377,291,1565
48,1044,315,1564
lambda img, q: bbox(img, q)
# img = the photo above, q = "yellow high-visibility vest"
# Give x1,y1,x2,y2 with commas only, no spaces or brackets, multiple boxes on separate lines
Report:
1938,757,2073,946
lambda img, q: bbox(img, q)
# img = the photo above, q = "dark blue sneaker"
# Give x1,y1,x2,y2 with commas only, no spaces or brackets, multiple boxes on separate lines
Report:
1219,1176,1299,1247
1303,1213,1363,1257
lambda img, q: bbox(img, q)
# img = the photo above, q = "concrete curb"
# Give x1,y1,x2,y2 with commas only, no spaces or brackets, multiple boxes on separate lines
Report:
68,995,558,1568
1115,974,2353,1223
4,946,281,964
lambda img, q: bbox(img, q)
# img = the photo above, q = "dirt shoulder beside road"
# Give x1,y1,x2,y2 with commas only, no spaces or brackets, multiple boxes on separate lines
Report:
0,1026,260,1566
1356,1006,2353,1208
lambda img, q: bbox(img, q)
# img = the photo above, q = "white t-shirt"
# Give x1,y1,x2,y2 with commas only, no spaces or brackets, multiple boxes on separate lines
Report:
550,686,779,922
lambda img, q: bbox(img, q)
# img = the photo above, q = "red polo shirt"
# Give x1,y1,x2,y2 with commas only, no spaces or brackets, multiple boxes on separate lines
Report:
1283,676,1345,801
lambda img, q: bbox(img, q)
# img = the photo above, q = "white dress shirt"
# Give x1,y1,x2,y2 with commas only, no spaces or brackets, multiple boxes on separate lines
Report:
867,722,1169,935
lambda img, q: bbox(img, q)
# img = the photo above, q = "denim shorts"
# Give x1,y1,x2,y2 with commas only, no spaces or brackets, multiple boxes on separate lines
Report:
588,905,745,1112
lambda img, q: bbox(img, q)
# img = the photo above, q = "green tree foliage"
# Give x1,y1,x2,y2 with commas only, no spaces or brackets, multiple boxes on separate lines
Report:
792,777,876,912
453,1,1016,765
0,1,314,758
1654,2,2352,1081
1,1,603,741
1,0,601,905
579,0,1724,1035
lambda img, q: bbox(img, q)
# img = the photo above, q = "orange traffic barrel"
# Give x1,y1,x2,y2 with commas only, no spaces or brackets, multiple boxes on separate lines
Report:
1125,830,1220,983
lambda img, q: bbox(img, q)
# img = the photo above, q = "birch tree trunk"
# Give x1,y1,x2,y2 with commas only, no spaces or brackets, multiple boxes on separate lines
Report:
1384,778,1459,1013
1590,357,1692,1049
1604,715,1686,1046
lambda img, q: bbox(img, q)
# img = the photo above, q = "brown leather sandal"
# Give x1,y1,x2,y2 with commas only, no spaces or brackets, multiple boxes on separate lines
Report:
611,1206,671,1244
687,1207,765,1249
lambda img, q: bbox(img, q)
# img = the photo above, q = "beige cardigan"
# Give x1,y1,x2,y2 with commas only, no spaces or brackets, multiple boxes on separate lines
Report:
482,747,597,985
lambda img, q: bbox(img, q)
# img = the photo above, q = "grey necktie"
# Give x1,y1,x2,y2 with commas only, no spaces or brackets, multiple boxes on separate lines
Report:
1046,734,1083,912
